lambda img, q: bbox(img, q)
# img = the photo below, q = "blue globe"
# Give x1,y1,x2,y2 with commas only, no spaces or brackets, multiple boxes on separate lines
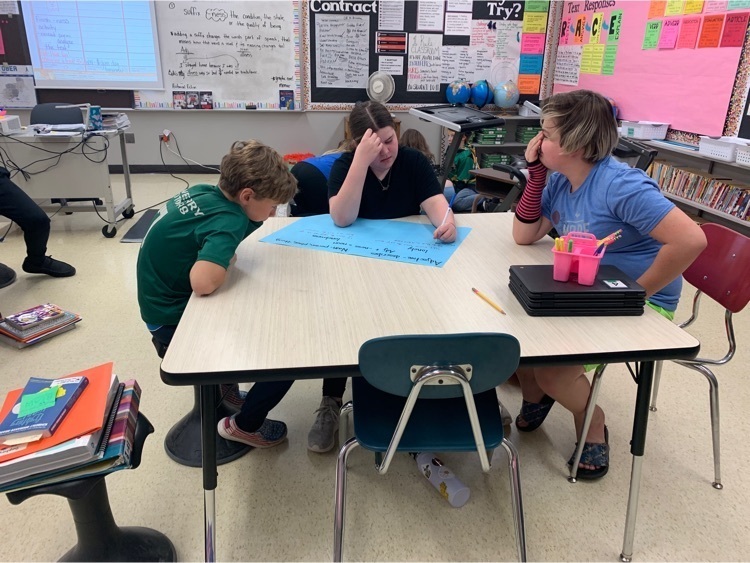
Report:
470,80,493,108
493,80,520,109
446,79,471,104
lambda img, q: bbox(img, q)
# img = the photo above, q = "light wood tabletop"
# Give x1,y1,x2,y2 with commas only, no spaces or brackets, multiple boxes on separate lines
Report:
161,212,699,383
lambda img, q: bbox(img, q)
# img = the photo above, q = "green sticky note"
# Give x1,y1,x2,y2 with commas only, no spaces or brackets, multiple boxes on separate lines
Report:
602,44,618,75
642,20,662,49
525,1,550,11
18,386,59,417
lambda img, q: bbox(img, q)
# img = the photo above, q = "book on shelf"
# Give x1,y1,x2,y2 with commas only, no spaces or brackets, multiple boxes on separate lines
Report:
0,379,141,493
0,374,120,487
0,304,81,348
0,363,116,465
1,303,65,331
0,375,89,446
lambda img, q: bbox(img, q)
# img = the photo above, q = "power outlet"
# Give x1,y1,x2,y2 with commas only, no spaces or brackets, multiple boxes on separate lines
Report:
124,132,135,144
159,128,171,143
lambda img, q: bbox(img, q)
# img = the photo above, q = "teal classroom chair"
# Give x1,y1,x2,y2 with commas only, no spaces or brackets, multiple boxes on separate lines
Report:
333,333,526,562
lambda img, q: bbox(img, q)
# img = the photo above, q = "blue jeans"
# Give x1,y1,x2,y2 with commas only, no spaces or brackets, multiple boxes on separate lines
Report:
148,324,293,432
444,185,486,213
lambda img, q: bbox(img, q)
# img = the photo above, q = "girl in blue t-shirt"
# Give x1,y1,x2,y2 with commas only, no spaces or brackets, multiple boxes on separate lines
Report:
512,90,707,479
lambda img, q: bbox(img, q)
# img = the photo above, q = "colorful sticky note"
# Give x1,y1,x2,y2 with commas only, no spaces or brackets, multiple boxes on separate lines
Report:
720,11,749,45
590,12,605,43
648,0,667,18
643,20,663,49
698,14,725,47
704,0,729,12
683,0,705,13
521,33,546,54
602,44,618,74
677,16,702,47
665,0,685,15
607,10,623,43
525,1,550,11
519,54,543,74
728,0,750,8
518,74,541,94
18,386,59,417
658,17,681,48
523,12,548,33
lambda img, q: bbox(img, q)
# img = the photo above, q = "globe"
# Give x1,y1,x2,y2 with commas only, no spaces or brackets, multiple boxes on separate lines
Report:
470,79,493,108
493,80,520,109
446,79,471,104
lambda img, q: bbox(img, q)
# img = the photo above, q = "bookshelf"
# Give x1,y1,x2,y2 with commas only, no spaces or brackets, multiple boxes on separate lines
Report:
645,142,750,236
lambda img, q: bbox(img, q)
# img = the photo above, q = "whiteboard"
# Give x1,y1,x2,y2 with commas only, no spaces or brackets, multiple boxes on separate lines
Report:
136,1,301,110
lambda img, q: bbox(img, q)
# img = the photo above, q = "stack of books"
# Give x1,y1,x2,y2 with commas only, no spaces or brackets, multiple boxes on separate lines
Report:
0,303,81,348
516,125,542,143
471,127,506,145
101,112,131,130
0,363,141,492
480,153,512,167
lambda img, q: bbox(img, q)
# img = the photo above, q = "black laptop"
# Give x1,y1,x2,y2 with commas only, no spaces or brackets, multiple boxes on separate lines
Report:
509,265,646,316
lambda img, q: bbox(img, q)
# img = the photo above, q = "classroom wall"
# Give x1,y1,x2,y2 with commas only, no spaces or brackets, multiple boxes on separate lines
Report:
12,110,443,168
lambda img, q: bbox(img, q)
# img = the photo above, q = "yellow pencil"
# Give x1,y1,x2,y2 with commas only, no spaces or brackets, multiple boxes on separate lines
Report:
472,287,506,315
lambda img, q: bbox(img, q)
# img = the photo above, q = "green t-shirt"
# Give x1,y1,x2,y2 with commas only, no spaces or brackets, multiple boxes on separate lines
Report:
449,146,477,186
136,184,262,326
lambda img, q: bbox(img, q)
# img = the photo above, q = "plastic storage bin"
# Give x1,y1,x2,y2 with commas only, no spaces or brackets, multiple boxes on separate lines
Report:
698,136,750,162
732,144,750,168
552,232,605,286
620,121,669,140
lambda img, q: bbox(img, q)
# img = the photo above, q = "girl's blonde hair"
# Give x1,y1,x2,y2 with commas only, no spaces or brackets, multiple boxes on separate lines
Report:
219,140,298,202
541,90,618,163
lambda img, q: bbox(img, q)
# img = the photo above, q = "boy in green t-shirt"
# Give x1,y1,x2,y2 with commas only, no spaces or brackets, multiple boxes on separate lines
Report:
137,140,298,449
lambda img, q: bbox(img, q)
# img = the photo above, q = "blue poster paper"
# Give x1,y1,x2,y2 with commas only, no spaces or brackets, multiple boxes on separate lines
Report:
519,54,544,75
260,215,472,268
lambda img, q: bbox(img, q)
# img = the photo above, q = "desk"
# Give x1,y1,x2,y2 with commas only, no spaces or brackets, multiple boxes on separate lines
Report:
470,167,523,212
0,130,134,237
160,213,699,562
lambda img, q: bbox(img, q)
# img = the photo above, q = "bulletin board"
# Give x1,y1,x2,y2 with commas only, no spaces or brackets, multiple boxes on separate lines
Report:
305,0,551,109
552,0,748,136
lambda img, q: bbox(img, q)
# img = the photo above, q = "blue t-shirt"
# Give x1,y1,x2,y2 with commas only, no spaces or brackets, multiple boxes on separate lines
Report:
304,153,342,179
541,156,680,311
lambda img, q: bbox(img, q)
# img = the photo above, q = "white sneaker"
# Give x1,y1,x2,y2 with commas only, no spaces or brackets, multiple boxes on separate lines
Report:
499,399,513,427
307,396,341,453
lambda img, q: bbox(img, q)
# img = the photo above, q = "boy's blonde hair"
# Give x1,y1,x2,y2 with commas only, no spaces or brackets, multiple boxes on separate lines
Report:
541,90,618,163
219,140,298,202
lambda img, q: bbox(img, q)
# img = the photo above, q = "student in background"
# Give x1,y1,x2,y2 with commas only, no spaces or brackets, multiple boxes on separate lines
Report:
0,167,75,288
399,128,437,172
137,140,299,449
289,144,346,217
305,101,456,454
443,131,497,213
512,90,706,479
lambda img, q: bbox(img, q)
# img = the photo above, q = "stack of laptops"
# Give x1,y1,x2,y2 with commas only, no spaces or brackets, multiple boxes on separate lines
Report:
509,265,646,316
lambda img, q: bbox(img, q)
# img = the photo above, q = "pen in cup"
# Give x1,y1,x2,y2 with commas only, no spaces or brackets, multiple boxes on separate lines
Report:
440,192,457,227
472,287,506,315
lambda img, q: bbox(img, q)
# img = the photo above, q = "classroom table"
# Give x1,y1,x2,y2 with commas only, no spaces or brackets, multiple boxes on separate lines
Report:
160,213,700,562
0,129,134,237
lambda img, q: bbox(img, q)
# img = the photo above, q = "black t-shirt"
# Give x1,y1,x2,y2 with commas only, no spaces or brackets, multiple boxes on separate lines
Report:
328,147,442,219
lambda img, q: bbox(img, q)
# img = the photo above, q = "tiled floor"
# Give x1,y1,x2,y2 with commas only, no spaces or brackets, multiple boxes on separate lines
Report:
1,174,749,561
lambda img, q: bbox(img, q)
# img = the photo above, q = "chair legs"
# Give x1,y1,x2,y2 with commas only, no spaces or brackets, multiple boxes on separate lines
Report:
569,364,608,483
674,361,722,489
333,437,360,563
499,438,527,562
333,436,527,562
339,401,353,447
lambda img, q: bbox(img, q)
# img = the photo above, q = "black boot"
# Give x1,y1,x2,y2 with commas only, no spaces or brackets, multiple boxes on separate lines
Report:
0,263,16,288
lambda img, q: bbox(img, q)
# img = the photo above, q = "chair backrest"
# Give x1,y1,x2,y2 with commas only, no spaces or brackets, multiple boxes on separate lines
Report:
30,103,84,125
358,333,521,399
289,154,341,217
683,223,750,313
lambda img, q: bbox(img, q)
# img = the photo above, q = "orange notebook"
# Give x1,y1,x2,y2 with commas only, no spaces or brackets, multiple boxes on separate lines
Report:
0,362,114,465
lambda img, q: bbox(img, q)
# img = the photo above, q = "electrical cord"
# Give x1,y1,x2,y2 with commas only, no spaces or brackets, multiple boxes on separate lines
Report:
169,133,221,173
159,141,190,189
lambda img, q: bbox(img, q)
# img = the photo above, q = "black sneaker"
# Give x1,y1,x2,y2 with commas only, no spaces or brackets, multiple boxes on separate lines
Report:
22,256,76,278
481,198,500,212
0,263,17,288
